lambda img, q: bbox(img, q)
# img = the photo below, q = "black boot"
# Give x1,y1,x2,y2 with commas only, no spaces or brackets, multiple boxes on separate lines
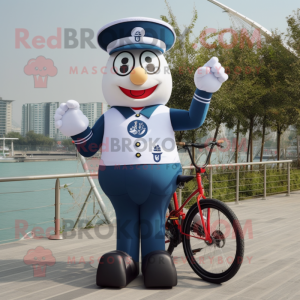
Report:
142,250,177,288
96,250,139,288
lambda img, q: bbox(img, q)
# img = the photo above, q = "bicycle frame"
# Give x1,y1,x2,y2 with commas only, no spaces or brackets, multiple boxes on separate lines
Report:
169,170,213,244
165,140,244,283
166,140,224,246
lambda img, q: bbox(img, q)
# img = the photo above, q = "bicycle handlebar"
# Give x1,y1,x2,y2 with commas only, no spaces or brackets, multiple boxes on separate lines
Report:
176,139,224,148
176,139,225,171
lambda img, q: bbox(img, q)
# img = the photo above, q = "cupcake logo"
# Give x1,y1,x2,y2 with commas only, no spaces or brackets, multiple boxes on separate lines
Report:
24,56,58,88
152,145,162,163
23,246,56,277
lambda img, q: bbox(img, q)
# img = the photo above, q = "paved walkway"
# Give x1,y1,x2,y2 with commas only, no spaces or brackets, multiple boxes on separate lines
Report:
0,192,299,300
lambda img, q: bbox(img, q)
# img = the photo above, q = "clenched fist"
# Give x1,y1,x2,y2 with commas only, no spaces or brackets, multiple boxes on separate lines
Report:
54,100,89,137
194,57,228,93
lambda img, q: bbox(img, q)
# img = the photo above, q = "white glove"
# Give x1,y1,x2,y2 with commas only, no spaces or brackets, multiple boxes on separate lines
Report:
194,57,228,93
54,100,89,137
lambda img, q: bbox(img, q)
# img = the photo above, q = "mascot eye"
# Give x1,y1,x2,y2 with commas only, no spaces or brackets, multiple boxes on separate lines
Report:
140,51,160,74
113,51,135,76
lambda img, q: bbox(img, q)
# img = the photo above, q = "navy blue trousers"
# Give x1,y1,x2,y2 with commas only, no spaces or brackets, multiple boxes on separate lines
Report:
98,163,182,262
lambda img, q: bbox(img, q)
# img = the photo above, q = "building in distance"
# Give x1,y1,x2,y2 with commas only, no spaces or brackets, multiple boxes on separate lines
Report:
80,102,108,128
21,101,107,139
0,97,13,137
22,102,59,138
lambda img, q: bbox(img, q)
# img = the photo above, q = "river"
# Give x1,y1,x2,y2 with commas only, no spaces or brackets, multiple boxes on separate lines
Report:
0,160,114,244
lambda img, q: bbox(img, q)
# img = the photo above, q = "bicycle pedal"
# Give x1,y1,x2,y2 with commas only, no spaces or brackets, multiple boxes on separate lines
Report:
169,217,179,220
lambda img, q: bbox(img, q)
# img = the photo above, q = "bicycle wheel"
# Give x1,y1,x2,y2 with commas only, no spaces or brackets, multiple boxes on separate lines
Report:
165,200,177,255
182,198,244,283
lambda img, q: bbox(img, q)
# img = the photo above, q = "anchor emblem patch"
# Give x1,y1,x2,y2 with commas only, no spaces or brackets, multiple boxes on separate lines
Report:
131,27,145,43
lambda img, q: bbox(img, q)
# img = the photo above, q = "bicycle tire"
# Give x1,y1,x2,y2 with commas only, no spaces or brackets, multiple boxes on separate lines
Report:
182,198,244,283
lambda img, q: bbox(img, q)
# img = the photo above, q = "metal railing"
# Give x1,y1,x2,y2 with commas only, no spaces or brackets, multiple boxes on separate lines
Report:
0,172,111,241
180,160,294,205
0,160,296,243
10,145,76,152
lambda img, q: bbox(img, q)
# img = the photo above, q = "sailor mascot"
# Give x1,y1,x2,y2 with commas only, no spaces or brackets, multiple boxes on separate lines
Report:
55,17,228,288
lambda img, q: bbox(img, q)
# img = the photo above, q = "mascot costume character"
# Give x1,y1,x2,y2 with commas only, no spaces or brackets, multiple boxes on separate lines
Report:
54,17,228,288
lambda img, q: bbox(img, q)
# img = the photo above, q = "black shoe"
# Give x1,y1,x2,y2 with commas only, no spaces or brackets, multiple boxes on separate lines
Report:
142,250,177,288
96,250,139,288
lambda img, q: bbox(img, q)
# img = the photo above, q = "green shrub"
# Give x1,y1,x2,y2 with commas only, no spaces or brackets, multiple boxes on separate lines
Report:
180,166,300,208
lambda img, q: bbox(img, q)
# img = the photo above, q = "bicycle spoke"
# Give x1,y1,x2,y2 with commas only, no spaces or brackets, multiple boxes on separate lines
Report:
219,247,230,270
208,246,217,271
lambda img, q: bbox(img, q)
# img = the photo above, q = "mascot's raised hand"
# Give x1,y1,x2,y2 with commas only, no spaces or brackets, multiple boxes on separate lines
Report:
54,100,89,137
194,57,228,93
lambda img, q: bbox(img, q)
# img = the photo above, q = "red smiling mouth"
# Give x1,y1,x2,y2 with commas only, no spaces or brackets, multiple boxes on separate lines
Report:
119,85,158,99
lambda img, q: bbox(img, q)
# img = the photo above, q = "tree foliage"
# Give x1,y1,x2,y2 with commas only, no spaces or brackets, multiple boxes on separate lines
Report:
286,9,300,56
161,2,300,162
5,131,55,146
161,3,208,145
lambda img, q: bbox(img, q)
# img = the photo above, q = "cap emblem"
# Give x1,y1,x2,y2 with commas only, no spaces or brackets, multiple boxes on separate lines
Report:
131,27,145,42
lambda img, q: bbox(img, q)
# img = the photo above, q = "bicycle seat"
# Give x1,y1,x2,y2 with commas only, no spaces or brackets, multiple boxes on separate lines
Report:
176,175,194,185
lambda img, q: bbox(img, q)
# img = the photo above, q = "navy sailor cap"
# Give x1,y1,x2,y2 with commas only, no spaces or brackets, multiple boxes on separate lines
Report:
97,17,176,55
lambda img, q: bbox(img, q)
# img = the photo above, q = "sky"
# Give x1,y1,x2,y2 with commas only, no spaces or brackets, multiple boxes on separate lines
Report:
0,0,299,125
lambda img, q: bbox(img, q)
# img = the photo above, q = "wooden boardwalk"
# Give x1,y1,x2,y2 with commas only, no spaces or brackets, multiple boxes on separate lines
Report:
0,191,300,300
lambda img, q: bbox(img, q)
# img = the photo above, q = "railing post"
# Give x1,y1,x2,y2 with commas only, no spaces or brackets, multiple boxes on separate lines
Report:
49,178,63,240
209,167,213,199
73,187,93,229
11,141,14,157
236,165,239,205
287,162,290,196
263,164,267,200
78,154,111,224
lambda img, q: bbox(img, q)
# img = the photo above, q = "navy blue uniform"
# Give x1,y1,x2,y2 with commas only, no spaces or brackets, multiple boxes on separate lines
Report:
72,89,212,262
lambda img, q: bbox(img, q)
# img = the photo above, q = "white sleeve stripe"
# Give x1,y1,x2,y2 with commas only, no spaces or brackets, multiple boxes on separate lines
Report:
74,132,92,144
194,93,211,102
193,97,211,105
74,132,93,144
74,133,93,144
74,131,92,143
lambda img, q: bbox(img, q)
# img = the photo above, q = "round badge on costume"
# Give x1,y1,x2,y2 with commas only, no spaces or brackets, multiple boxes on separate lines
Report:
127,120,148,138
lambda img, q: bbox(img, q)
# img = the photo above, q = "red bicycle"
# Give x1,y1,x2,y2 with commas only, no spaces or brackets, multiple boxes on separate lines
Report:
165,140,244,283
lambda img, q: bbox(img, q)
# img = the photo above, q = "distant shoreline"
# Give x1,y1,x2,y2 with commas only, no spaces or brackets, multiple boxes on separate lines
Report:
0,156,77,163
24,156,77,162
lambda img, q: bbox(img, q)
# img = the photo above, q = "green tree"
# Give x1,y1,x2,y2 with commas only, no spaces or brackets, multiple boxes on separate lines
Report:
198,28,267,163
161,2,213,163
4,132,26,145
161,2,204,148
286,9,300,56
161,3,233,163
286,9,300,162
25,131,55,146
5,131,56,146
261,30,300,160
62,139,74,147
161,2,300,165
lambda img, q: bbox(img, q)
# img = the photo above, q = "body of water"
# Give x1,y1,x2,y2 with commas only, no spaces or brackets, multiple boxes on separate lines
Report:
0,160,114,244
